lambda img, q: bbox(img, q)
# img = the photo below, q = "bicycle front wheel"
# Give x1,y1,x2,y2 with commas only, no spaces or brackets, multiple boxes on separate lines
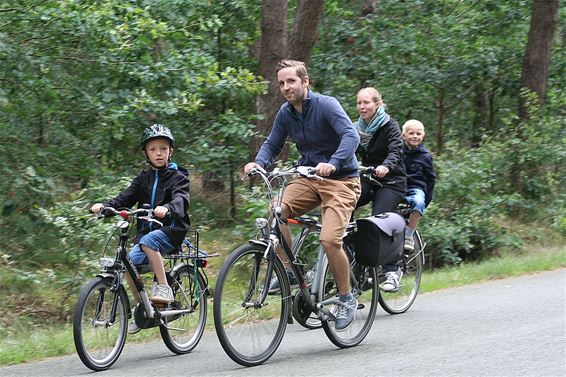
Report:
379,232,424,314
73,276,129,371
320,260,379,348
213,243,290,366
160,264,207,354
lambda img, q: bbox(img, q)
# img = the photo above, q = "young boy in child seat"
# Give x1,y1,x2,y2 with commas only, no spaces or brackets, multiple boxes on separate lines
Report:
91,124,190,333
402,119,436,251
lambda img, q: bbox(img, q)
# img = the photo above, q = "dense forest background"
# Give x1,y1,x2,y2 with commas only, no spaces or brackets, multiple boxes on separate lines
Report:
0,1,564,329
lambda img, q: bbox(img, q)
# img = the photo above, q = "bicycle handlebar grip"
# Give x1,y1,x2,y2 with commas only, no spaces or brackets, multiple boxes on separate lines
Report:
99,207,116,218
359,166,375,174
248,166,267,176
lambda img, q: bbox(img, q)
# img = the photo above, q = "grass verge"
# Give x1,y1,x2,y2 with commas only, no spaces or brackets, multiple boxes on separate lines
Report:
1,244,564,366
421,244,565,293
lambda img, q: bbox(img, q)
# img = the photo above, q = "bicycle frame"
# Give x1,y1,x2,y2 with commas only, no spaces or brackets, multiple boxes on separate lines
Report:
249,167,346,321
268,213,365,323
213,167,380,367
75,206,213,371
97,214,201,325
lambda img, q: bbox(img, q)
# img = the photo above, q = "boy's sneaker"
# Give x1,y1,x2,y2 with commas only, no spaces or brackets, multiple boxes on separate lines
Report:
334,296,358,331
268,270,298,294
151,284,174,304
404,237,415,252
381,269,403,292
128,321,141,334
151,281,158,297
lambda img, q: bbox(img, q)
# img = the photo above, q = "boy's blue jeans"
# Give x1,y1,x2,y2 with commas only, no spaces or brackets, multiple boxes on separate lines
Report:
129,230,176,265
405,188,426,215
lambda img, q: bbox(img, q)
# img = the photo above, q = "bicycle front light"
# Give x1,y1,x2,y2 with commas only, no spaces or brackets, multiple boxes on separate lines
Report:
255,218,269,238
99,257,115,268
255,218,268,230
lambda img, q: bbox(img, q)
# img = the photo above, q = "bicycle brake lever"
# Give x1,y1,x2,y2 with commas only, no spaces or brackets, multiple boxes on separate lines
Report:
248,166,267,176
296,166,323,180
138,215,163,227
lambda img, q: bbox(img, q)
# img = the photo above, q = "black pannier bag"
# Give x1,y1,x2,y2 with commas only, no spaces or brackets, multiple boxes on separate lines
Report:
348,212,405,267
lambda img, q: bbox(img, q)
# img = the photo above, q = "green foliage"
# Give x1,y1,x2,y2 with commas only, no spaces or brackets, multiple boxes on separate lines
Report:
309,0,565,268
0,1,564,347
420,97,565,267
0,0,263,262
312,0,543,147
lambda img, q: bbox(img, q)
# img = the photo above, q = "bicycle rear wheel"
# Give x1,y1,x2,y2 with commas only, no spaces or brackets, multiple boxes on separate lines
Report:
379,231,424,314
320,259,379,348
73,276,129,371
160,264,207,354
213,243,290,366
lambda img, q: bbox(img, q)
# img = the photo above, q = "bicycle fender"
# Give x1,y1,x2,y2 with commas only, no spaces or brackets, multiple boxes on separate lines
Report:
168,262,211,297
249,239,268,247
95,272,116,280
169,262,188,275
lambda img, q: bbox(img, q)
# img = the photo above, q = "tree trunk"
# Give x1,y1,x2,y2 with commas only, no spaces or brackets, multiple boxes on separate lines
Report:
37,114,45,146
287,0,324,65
281,0,324,162
471,85,490,147
252,0,288,161
518,0,558,120
435,86,446,154
203,28,227,192
361,0,378,17
512,0,558,198
252,0,325,164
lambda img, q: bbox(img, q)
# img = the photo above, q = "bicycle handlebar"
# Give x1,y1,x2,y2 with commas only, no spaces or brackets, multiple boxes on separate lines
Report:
248,166,323,181
358,165,383,188
94,206,164,227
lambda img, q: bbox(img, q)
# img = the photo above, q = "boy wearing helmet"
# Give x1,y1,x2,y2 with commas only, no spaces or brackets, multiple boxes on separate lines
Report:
91,124,190,333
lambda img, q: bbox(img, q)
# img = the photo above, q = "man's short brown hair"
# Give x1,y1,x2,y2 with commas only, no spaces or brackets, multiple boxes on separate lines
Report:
276,59,308,82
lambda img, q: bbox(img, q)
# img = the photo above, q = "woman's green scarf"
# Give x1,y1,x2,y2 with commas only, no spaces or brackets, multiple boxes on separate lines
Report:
356,106,390,148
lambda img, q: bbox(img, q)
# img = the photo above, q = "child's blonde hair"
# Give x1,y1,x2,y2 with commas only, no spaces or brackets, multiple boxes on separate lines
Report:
402,119,425,134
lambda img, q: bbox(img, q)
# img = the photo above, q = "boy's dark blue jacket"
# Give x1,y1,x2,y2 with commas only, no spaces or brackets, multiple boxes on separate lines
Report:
255,90,360,179
403,144,436,206
101,163,190,249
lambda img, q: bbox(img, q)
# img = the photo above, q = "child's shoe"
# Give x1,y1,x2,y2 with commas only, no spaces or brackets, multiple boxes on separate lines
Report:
151,284,174,304
404,237,415,252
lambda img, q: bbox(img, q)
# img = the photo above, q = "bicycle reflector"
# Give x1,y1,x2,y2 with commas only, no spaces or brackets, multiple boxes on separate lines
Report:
196,259,208,268
120,210,128,219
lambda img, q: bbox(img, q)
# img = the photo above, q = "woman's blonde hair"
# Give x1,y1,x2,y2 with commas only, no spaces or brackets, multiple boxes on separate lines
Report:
357,87,384,106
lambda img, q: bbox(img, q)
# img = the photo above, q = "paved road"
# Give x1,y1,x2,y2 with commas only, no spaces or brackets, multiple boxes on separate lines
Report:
2,269,565,377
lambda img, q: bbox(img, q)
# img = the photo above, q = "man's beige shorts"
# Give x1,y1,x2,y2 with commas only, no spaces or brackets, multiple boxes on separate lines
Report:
282,176,361,247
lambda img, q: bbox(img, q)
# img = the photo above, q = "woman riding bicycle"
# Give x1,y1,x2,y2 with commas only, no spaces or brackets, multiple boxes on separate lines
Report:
354,87,407,292
90,124,190,333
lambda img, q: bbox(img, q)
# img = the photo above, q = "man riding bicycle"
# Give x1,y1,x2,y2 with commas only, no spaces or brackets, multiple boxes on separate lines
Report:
244,59,361,331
